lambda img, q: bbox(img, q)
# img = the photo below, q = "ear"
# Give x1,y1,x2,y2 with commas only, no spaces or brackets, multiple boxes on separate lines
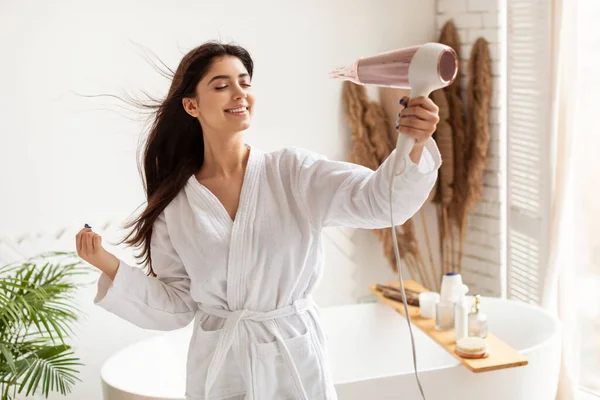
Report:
182,97,199,118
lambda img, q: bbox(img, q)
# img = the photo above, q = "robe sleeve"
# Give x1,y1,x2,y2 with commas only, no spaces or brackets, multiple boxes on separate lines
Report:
93,211,197,331
294,137,441,229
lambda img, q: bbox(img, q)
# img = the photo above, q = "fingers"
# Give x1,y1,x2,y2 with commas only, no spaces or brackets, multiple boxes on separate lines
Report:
398,116,433,133
401,105,439,122
75,227,102,258
76,231,82,255
397,96,439,121
93,234,102,252
407,96,439,113
84,231,92,255
76,228,91,255
91,232,96,252
395,96,440,143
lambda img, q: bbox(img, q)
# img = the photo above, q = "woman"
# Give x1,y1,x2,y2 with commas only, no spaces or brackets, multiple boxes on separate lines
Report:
76,41,441,400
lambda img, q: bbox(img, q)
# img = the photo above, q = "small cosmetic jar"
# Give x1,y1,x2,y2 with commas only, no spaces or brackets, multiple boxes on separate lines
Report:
455,336,489,359
419,291,440,319
435,301,455,330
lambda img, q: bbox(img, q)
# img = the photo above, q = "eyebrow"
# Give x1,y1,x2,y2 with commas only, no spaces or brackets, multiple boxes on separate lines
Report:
208,73,250,84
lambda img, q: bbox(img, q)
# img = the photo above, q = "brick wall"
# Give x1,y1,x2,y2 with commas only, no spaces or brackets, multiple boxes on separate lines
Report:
435,0,505,297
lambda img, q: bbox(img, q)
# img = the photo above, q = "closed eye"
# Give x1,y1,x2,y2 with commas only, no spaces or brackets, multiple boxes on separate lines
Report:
215,83,252,91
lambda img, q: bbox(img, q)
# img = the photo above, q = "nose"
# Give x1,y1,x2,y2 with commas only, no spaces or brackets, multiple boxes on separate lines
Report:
232,82,247,100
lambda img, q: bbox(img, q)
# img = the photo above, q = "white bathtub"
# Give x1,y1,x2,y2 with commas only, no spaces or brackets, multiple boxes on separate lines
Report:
324,297,562,400
101,297,561,400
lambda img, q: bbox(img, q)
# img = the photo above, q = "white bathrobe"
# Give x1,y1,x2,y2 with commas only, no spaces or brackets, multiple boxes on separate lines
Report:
94,138,441,400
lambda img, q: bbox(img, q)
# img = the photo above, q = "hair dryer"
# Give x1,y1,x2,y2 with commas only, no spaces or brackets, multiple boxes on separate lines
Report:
330,42,458,175
330,43,458,400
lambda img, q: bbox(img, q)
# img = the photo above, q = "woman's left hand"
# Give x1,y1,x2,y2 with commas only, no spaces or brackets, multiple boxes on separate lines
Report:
395,96,440,146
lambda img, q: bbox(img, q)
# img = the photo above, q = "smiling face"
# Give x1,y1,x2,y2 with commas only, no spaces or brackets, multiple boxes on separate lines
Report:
182,55,255,136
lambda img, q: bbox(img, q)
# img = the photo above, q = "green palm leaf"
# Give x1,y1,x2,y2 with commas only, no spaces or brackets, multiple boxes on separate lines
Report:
0,344,82,399
0,251,92,399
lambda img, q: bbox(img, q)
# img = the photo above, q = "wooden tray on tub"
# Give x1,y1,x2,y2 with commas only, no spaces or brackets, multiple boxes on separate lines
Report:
369,280,528,373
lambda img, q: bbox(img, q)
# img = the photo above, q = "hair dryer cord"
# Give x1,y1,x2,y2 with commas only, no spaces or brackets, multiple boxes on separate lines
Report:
389,166,427,400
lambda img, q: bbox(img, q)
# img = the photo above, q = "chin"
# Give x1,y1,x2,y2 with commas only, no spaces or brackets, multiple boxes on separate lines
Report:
238,118,252,130
220,113,252,132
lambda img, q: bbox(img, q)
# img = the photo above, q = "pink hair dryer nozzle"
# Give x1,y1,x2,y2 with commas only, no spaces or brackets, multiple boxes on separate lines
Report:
330,43,458,175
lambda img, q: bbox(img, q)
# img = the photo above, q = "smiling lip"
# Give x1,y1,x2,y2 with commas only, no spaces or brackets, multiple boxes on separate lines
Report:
225,106,249,116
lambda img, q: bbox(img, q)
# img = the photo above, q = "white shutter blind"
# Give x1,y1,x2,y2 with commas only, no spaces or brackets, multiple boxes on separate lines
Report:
507,0,552,304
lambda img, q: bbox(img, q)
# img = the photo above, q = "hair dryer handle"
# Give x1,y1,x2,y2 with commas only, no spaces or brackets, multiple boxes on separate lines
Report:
392,133,415,176
392,87,432,176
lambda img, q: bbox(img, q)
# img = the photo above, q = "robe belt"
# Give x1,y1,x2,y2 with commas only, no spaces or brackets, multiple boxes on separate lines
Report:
197,298,314,400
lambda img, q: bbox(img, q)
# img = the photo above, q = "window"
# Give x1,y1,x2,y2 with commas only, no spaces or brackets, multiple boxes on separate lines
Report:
508,0,600,395
506,0,552,305
574,0,600,395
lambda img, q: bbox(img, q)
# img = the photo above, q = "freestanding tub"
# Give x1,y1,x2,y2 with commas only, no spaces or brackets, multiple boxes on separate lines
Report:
101,296,562,400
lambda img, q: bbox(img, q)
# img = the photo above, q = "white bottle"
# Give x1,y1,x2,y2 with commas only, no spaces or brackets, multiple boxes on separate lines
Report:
454,285,469,342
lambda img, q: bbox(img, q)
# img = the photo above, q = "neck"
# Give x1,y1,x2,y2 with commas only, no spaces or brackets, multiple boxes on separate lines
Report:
199,133,249,179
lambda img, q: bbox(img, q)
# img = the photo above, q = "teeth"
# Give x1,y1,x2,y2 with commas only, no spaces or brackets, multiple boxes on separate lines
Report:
227,107,247,113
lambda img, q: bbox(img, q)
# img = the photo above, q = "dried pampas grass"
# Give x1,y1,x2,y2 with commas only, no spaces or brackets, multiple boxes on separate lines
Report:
342,80,436,289
431,89,454,207
436,20,467,275
457,37,493,270
338,21,493,291
343,82,380,170
430,88,455,276
465,38,492,211
439,20,467,224
365,102,395,164
430,20,492,276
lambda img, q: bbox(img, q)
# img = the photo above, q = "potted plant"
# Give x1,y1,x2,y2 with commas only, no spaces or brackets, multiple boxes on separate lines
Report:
0,251,92,399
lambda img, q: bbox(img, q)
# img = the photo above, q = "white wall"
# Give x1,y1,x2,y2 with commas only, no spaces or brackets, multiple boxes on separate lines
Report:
1,1,436,399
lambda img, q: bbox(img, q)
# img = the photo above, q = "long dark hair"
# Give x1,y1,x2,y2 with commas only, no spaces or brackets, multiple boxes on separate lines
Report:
116,41,254,276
